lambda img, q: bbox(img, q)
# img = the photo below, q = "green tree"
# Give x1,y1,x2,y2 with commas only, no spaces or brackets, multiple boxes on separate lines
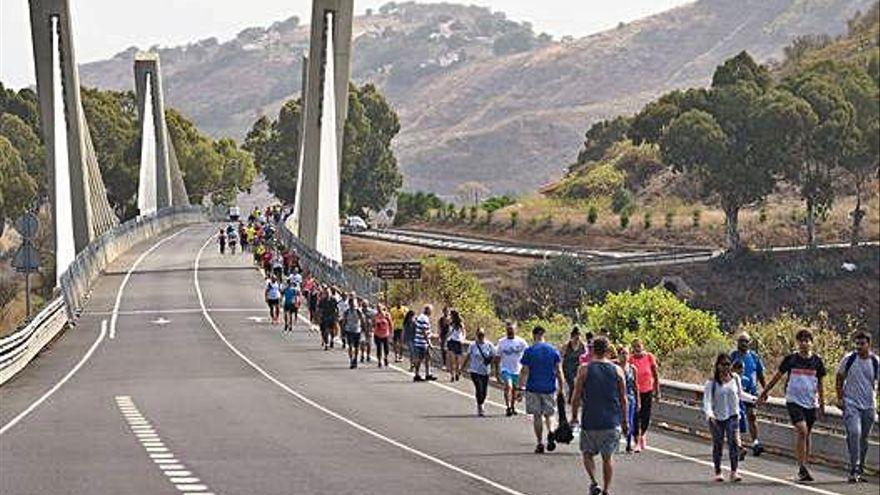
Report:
212,138,257,206
576,116,631,165
166,109,223,204
0,113,44,192
0,136,38,231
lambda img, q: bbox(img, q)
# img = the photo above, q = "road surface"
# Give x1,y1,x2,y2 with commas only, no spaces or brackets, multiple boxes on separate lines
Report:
1,224,876,494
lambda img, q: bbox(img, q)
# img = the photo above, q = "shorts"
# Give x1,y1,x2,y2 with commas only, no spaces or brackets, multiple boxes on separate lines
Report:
525,391,555,416
580,428,621,457
267,299,280,308
500,370,520,388
345,332,362,348
361,331,373,344
786,402,817,430
447,340,463,355
393,328,403,343
412,346,427,360
283,302,297,313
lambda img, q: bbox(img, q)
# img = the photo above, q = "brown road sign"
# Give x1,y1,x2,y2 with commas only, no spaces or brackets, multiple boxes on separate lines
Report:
375,261,422,280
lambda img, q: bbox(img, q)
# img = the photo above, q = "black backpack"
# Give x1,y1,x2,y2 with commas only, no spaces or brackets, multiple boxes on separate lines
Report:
844,352,879,383
552,392,574,444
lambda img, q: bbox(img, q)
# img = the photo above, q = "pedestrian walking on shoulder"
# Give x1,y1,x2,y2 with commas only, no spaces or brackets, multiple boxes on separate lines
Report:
412,305,436,382
835,331,878,483
360,299,375,363
318,289,339,350
704,353,747,483
446,310,465,381
390,302,409,363
496,322,528,417
281,281,300,333
341,294,364,369
373,304,392,367
264,275,281,325
438,307,451,369
628,338,659,452
758,329,827,483
519,326,564,454
461,328,496,417
730,332,767,456
571,336,628,495
218,229,227,254
402,310,416,370
562,327,586,402
616,345,640,453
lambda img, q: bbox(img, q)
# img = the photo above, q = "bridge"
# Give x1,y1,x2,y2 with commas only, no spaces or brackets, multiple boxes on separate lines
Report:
1,1,877,494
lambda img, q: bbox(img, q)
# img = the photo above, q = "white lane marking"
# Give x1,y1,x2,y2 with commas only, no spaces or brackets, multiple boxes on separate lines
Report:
193,234,529,495
0,319,107,436
385,363,845,495
109,228,191,339
91,308,268,316
116,396,209,493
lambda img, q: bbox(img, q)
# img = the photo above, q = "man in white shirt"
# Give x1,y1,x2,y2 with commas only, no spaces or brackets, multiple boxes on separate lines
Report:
836,331,879,483
495,322,528,417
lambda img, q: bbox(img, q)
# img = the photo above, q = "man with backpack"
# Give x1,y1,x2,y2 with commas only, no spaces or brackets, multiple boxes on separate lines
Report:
836,331,878,483
341,294,365,369
730,332,766,456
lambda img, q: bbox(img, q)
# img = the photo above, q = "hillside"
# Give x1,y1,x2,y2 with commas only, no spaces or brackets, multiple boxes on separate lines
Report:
79,0,875,196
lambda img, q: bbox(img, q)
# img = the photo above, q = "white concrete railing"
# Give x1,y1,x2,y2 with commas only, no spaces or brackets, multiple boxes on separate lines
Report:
0,297,67,385
0,206,207,386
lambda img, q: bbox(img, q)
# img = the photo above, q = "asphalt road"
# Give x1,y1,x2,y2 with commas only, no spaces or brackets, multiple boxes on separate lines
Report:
1,223,877,495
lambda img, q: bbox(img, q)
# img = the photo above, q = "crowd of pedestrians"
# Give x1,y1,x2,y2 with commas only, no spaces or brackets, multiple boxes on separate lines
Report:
235,205,878,494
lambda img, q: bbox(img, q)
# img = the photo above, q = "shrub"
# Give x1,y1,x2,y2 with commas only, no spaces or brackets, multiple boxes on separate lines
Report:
525,256,595,318
692,208,701,228
583,286,724,358
481,195,515,213
0,272,18,321
611,188,635,215
587,205,598,225
643,212,652,230
469,206,478,223
485,209,494,225
556,162,626,199
522,313,574,346
510,211,519,230
758,206,768,224
665,211,674,230
458,206,467,221
619,212,630,230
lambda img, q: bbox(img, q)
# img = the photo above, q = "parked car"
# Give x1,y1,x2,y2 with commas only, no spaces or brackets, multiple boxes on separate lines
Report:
342,216,369,232
228,206,241,221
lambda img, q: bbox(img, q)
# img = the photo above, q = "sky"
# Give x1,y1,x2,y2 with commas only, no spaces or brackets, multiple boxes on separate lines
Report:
1,0,694,89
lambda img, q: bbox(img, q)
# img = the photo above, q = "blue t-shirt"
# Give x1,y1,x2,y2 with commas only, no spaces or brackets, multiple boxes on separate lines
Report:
283,286,298,305
730,349,764,395
520,342,561,394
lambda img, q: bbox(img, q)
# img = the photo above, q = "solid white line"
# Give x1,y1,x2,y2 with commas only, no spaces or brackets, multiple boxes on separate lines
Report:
193,234,530,495
0,319,107,436
109,228,191,340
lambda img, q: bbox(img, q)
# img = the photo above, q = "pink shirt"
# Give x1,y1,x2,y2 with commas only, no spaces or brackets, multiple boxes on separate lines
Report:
578,346,592,365
629,352,657,393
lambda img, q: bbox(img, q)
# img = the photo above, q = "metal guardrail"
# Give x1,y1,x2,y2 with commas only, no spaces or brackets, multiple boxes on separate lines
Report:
0,297,67,385
276,218,383,302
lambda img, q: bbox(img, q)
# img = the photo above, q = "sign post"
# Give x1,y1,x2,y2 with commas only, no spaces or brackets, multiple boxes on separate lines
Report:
374,261,422,305
13,213,40,318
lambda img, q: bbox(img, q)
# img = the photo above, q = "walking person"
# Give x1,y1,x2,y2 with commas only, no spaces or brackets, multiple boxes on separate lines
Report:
360,299,375,363
341,294,364,369
281,280,300,333
412,305,436,382
571,336,628,495
318,289,339,350
390,302,409,363
264,275,281,325
438,307,451,370
496,322,528,417
835,331,878,483
519,326,564,454
460,328,496,417
562,327,586,402
703,353,746,482
403,310,417,370
628,339,660,452
446,310,465,381
758,329,827,483
616,345,640,453
373,304,392,368
218,228,227,254
730,332,767,456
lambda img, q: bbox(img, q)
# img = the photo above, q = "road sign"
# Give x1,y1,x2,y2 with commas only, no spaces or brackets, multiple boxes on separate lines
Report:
374,261,422,280
15,213,39,240
12,245,41,272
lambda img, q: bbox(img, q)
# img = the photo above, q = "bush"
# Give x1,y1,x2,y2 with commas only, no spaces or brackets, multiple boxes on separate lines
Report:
665,211,674,230
611,188,635,214
555,162,626,199
481,195,515,213
525,256,595,318
468,206,478,223
587,205,598,225
583,287,724,358
758,206,768,224
0,272,18,321
458,206,467,221
619,212,630,230
522,313,574,346
692,208,701,228
510,211,519,230
643,212,652,230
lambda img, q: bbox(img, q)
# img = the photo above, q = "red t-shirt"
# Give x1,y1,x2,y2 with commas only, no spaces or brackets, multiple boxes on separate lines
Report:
374,313,392,338
629,352,657,393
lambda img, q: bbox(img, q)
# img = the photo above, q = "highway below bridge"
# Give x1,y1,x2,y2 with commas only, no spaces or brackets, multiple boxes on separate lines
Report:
1,224,877,495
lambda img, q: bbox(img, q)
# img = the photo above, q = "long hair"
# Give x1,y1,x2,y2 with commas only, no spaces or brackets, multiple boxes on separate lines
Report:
713,353,731,385
403,310,416,326
450,310,462,327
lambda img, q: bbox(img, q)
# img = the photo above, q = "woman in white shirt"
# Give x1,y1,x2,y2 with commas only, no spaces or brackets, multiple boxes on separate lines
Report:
446,310,465,382
703,353,748,483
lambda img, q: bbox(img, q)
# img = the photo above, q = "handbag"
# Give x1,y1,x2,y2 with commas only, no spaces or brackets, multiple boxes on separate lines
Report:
475,342,493,366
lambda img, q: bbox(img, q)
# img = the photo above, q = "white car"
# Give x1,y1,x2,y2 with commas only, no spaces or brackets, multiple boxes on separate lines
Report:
343,216,369,232
228,206,241,221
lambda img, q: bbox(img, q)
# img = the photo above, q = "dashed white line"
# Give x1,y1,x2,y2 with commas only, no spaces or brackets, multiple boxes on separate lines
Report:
116,396,212,494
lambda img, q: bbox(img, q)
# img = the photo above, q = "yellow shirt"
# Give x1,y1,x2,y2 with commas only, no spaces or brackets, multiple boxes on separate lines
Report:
389,305,409,329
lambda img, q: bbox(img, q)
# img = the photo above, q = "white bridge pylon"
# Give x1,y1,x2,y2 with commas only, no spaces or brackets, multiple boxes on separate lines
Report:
137,72,158,216
292,0,353,263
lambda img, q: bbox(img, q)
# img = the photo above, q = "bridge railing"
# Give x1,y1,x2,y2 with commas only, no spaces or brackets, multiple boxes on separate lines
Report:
0,297,67,385
276,219,383,301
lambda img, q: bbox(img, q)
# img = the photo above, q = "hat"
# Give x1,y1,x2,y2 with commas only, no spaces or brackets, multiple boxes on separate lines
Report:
736,333,751,342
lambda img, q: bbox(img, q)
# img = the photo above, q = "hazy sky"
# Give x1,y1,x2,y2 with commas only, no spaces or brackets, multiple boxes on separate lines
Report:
1,0,694,89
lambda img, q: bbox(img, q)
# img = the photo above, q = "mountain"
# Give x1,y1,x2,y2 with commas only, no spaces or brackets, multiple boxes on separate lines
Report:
79,0,875,196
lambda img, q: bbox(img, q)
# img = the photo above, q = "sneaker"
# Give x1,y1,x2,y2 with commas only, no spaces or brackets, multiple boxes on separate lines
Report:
730,471,742,483
384,359,389,367
377,362,382,368
477,405,485,417
367,355,372,362
847,472,860,484
751,441,764,457
547,432,557,452
797,466,814,483
713,473,724,482
534,443,545,454
349,360,357,369
625,445,633,454
426,374,438,381
589,481,601,495
413,375,424,382
505,407,514,417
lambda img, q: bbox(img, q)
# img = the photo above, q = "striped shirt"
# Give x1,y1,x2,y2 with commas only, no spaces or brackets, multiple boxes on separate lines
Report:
413,314,431,348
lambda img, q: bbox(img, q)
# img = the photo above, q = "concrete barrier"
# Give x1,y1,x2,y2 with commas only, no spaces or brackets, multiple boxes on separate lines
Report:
0,297,67,385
